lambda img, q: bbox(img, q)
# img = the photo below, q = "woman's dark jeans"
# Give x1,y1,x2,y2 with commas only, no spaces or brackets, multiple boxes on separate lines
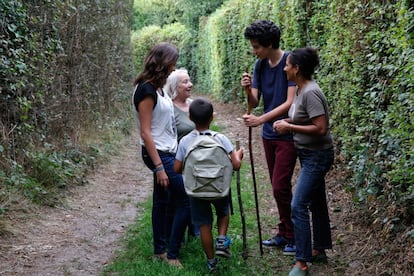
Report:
142,147,191,259
291,147,334,262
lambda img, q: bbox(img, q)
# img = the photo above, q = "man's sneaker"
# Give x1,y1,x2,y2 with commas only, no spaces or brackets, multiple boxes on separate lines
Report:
215,236,231,258
207,258,218,272
283,244,296,256
262,235,288,247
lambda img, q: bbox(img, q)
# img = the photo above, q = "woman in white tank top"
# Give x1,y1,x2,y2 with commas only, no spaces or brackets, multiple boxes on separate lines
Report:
132,43,190,269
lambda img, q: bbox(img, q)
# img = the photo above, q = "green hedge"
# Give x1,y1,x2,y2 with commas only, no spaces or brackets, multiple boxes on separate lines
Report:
1,0,134,206
129,2,414,262
194,0,413,230
130,22,193,75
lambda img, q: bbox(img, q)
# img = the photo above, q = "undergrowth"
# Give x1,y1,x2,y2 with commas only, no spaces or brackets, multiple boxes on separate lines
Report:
0,118,133,215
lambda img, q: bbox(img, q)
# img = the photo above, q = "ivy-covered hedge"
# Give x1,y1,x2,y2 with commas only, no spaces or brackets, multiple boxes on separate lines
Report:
130,0,225,85
130,1,413,234
195,0,413,241
131,22,193,75
0,0,134,206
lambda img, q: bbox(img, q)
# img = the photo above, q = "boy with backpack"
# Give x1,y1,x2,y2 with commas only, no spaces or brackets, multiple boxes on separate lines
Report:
174,97,244,272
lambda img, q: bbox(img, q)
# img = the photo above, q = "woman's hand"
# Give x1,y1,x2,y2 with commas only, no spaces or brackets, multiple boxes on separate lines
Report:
273,119,291,134
156,170,169,188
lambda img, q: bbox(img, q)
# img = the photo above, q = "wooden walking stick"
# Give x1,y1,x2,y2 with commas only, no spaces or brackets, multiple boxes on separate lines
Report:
235,140,248,259
244,67,264,256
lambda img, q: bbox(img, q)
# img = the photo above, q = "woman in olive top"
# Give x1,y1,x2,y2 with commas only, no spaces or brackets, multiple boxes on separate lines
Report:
164,68,201,238
274,47,334,276
164,68,195,142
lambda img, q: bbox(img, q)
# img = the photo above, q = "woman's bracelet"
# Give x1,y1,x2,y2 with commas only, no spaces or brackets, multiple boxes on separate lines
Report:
154,162,162,168
153,165,164,172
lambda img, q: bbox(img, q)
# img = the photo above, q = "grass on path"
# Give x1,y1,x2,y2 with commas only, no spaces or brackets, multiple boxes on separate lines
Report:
102,162,295,276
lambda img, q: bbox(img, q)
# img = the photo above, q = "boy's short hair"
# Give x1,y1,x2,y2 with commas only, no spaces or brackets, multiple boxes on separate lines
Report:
189,98,213,125
244,20,281,49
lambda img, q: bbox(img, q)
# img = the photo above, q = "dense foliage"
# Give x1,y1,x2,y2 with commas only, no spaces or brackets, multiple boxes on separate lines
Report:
131,0,413,270
195,0,414,230
1,0,412,272
131,0,224,83
131,0,224,31
0,0,134,206
131,23,193,77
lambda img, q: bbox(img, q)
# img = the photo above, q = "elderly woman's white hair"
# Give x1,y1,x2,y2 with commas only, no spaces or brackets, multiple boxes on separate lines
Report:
164,68,189,100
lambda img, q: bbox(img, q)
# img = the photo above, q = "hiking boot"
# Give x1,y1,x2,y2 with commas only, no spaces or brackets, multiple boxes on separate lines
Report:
283,244,296,256
207,258,218,272
262,235,288,247
288,265,309,276
215,236,231,258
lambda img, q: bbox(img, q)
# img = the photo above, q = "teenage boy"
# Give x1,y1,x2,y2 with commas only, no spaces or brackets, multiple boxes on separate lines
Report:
174,98,243,272
241,20,297,255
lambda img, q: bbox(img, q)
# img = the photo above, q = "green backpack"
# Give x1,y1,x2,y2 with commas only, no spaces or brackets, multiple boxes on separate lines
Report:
183,131,233,200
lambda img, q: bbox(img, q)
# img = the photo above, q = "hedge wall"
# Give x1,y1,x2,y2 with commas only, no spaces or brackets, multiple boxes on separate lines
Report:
195,0,413,231
130,1,414,230
1,0,134,205
130,22,193,76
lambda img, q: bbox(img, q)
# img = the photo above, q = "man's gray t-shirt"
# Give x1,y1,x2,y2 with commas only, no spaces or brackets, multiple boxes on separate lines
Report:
288,80,333,150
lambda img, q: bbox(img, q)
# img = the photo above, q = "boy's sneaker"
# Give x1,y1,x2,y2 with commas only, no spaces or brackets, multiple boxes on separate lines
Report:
283,244,296,256
262,235,288,247
215,236,231,258
207,258,218,272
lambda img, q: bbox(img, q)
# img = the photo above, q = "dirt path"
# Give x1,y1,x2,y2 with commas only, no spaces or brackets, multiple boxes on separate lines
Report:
0,99,408,275
0,134,152,275
0,99,256,276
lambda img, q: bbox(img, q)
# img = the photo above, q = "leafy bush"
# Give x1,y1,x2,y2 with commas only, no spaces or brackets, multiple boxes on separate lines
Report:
131,22,193,75
194,0,413,228
136,1,413,229
1,0,134,205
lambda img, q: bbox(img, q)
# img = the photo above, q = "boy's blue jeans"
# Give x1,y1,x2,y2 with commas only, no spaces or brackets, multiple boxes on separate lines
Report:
142,147,191,259
291,147,334,262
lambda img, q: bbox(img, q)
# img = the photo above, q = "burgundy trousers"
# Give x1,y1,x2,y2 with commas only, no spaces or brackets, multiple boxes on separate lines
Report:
262,138,297,240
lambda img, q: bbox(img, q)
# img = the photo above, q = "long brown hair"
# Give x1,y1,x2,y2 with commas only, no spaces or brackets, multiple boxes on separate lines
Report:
134,42,179,89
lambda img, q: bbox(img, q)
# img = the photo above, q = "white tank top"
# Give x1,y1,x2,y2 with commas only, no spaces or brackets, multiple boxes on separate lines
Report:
133,87,178,153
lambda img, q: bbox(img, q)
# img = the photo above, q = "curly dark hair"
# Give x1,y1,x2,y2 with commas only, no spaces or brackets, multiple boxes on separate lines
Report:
289,47,320,80
244,20,281,49
134,42,179,88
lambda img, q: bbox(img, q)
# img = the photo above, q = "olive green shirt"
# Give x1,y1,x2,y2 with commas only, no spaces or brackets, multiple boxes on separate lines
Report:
289,80,333,150
174,105,195,142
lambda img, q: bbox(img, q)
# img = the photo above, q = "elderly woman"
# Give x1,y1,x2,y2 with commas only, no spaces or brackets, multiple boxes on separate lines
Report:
164,68,199,238
274,47,334,276
164,68,195,141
